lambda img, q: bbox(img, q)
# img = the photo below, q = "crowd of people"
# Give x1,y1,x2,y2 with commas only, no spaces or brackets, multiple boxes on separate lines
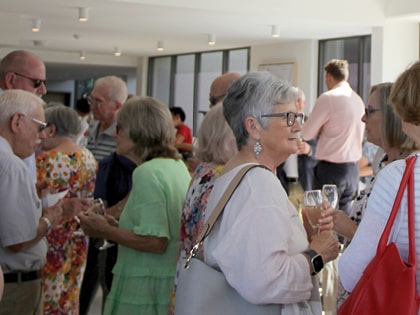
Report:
1,48,420,315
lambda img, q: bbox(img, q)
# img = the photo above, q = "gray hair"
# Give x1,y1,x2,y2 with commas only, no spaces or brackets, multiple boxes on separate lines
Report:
117,96,180,163
44,103,81,139
0,89,44,125
223,71,296,150
195,104,237,164
94,75,128,104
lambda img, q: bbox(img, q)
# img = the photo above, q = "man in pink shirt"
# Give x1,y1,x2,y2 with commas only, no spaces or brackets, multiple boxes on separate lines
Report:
301,59,365,213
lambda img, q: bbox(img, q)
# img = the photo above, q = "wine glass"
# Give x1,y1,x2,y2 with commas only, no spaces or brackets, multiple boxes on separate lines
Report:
74,198,105,236
90,199,115,250
322,184,338,209
304,189,323,234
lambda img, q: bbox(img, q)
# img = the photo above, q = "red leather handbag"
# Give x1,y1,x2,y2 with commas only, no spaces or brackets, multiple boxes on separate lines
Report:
338,156,420,315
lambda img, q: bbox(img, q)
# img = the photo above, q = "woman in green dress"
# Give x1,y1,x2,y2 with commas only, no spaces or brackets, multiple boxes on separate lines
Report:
79,96,191,315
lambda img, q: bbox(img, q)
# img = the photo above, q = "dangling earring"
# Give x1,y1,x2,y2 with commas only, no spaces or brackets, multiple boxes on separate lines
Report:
253,140,262,158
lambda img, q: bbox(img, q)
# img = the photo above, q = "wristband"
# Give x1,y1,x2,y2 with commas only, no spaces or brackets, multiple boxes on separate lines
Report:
41,216,52,233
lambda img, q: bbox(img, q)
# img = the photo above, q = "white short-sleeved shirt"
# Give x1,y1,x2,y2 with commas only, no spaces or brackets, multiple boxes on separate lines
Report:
0,136,47,272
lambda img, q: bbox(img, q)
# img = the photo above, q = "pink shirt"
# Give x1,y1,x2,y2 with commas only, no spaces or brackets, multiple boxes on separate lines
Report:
301,81,365,163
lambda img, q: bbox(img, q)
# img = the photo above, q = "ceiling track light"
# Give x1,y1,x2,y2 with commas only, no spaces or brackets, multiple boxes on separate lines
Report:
79,7,89,22
157,40,164,52
114,47,122,57
80,51,86,60
208,33,216,45
271,25,280,38
32,19,41,32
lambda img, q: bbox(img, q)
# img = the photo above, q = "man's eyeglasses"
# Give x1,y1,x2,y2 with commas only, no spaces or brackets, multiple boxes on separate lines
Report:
13,72,46,88
261,112,305,126
21,113,47,132
87,96,104,107
209,94,226,106
364,108,381,118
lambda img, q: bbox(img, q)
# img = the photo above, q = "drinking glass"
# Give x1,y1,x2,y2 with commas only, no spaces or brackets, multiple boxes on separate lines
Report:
322,184,338,209
90,198,115,250
303,189,323,233
74,198,105,236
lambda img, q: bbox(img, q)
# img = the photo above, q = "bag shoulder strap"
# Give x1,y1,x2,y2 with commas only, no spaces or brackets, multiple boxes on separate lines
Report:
377,156,417,266
184,164,267,266
197,164,267,243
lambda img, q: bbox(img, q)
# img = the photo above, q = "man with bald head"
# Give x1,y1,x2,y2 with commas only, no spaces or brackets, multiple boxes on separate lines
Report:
0,50,47,181
208,72,241,108
0,50,47,97
0,90,62,315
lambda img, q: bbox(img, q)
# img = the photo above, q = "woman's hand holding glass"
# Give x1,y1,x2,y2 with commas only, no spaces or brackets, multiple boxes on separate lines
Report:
77,204,111,239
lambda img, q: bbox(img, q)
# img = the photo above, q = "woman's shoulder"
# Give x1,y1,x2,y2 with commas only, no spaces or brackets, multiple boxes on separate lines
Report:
136,158,188,177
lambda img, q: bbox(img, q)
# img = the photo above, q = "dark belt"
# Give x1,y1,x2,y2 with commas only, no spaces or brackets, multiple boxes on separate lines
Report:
4,270,41,283
319,160,356,166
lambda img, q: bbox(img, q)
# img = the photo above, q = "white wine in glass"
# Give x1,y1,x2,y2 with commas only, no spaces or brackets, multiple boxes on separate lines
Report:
322,184,338,209
303,189,323,232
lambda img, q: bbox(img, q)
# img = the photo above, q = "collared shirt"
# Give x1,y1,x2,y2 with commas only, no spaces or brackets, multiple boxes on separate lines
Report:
86,120,117,162
301,81,365,163
0,136,47,273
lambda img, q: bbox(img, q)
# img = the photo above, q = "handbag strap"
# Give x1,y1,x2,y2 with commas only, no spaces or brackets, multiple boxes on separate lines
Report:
377,156,417,266
184,164,265,267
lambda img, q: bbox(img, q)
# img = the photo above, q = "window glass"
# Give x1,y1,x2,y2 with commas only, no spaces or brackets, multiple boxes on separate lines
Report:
149,48,250,134
151,57,171,105
197,52,223,124
174,55,195,132
318,36,371,103
228,49,248,74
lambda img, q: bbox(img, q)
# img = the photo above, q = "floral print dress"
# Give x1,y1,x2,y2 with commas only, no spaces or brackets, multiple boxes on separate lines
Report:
36,148,97,315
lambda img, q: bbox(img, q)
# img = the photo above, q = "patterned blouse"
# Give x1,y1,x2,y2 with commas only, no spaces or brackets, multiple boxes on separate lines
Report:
168,162,224,315
36,148,97,315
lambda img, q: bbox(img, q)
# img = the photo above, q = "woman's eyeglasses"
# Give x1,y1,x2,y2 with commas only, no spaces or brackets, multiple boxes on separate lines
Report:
13,72,46,88
261,112,305,126
21,113,47,132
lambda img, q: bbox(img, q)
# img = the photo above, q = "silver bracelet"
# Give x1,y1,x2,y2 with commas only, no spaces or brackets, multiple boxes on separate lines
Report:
41,216,52,233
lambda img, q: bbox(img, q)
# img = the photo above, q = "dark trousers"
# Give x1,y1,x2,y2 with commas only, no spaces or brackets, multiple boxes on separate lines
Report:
79,239,106,315
79,238,117,315
312,160,359,214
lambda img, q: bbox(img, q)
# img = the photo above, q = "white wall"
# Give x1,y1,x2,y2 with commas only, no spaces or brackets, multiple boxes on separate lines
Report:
250,40,318,112
371,20,419,84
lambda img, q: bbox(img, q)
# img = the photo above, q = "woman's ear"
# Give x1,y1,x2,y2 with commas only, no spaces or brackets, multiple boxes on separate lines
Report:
244,116,261,141
47,124,56,137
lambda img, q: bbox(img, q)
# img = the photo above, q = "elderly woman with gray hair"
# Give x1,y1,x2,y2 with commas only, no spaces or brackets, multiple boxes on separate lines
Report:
36,104,97,315
202,72,339,314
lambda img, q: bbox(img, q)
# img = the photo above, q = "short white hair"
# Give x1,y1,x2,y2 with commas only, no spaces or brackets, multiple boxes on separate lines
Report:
94,75,128,103
0,89,44,125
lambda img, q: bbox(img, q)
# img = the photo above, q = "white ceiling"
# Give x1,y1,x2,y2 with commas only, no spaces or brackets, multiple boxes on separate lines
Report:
0,0,418,81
